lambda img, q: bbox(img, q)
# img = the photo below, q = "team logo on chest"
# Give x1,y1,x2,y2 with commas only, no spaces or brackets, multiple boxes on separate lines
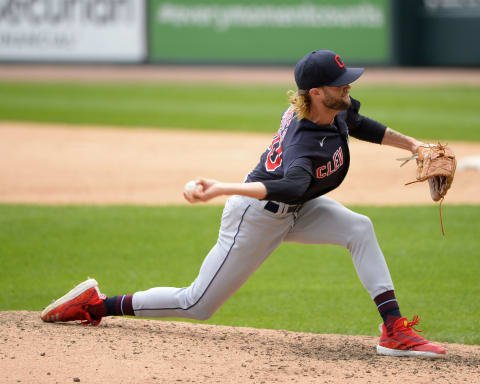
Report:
315,146,344,179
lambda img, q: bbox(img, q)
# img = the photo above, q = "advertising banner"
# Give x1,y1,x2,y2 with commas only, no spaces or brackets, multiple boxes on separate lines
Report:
0,0,146,62
149,0,392,65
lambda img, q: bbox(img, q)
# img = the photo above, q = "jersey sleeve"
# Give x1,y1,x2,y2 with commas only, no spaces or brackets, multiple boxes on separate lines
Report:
347,97,387,144
288,156,314,177
282,145,315,177
262,166,312,203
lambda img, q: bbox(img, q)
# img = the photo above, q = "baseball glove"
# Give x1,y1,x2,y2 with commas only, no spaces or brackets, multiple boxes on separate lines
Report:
400,143,456,235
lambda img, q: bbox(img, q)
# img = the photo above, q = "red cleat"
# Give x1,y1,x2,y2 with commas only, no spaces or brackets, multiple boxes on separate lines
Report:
41,278,106,326
377,315,446,358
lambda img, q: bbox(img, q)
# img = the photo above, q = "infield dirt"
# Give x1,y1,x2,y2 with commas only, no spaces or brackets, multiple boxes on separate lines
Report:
1,311,479,384
1,122,480,206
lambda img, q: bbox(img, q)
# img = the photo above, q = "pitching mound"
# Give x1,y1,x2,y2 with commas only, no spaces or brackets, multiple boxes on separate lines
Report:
1,312,479,384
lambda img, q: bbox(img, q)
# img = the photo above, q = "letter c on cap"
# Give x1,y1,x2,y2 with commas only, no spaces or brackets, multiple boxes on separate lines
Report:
335,55,345,68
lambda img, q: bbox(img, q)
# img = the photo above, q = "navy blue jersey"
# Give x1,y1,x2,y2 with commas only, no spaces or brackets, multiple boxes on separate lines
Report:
246,97,384,204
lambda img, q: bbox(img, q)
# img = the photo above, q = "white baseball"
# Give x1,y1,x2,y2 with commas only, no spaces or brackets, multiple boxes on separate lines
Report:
184,180,198,196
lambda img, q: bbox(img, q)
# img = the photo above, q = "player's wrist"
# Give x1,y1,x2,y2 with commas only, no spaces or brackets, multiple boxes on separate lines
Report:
410,140,424,154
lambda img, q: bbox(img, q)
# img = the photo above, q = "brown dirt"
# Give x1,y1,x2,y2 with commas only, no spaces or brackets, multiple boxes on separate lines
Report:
1,311,479,384
1,122,479,206
1,64,480,86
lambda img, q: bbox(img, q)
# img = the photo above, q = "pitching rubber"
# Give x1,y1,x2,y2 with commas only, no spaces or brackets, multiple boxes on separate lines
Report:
376,345,445,358
41,278,99,318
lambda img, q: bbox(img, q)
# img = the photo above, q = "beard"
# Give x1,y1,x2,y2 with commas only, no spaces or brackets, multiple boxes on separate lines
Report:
322,89,351,111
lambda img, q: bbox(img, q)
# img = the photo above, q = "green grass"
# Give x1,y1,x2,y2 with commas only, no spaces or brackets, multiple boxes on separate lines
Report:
0,204,478,345
1,82,479,141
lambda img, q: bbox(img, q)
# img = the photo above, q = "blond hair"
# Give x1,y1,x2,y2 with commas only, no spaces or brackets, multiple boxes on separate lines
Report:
287,90,311,120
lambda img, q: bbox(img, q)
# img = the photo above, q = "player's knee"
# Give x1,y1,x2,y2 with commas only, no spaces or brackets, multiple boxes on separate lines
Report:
194,310,214,321
188,305,216,321
348,214,375,243
183,289,218,320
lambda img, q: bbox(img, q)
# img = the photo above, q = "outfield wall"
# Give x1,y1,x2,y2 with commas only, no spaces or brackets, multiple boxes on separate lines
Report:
0,0,147,62
0,0,479,66
148,0,392,65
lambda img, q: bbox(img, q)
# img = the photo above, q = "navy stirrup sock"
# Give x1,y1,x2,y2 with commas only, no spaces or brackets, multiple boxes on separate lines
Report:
89,294,134,318
374,290,401,331
105,295,135,316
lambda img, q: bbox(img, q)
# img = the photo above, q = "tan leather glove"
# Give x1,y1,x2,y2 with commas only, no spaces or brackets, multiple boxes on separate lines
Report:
402,143,456,235
410,143,456,201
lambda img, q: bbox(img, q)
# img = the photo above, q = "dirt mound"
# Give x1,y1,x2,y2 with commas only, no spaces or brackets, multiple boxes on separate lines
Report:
1,311,479,384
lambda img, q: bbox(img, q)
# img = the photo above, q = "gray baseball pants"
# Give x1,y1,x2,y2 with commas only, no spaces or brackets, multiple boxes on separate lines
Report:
132,195,394,319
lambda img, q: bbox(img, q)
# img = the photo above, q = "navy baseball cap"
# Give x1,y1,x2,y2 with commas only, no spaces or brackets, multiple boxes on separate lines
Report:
294,50,364,92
